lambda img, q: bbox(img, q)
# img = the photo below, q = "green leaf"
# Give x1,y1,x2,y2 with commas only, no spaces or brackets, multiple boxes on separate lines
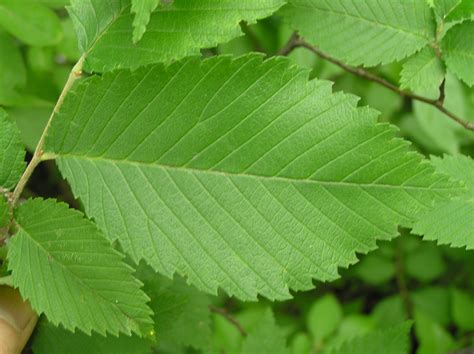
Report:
0,195,9,228
289,333,311,354
414,311,456,354
405,243,446,282
434,0,463,20
307,294,342,342
0,108,26,190
6,105,51,152
445,0,474,23
442,21,474,86
451,287,474,331
371,296,406,329
0,0,63,46
241,308,289,354
131,0,159,43
8,198,153,336
412,286,451,326
0,31,26,105
413,155,474,249
328,321,412,354
138,266,212,351
45,55,457,301
56,19,81,62
400,47,445,94
353,253,395,285
32,320,152,354
67,0,285,71
283,0,435,67
410,74,466,154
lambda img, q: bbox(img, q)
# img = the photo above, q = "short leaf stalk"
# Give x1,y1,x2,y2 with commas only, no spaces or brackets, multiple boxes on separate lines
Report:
10,55,86,207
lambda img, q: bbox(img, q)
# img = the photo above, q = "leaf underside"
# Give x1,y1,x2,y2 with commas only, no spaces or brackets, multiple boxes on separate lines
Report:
45,55,456,301
8,198,153,336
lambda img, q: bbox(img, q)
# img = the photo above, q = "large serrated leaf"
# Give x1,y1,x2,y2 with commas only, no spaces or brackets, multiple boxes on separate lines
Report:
8,198,153,336
283,0,435,67
68,0,285,71
45,55,457,301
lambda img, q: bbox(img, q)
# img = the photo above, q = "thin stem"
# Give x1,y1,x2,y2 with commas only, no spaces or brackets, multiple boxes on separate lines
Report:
279,34,474,131
209,305,247,337
10,55,86,206
395,239,413,319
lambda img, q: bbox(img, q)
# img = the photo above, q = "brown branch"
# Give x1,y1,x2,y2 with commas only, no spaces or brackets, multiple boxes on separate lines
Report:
209,305,247,337
279,34,474,131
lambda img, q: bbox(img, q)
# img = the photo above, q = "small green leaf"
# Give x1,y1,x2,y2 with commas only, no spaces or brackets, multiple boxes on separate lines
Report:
451,287,474,331
241,308,290,354
131,0,159,43
434,0,463,20
400,47,445,94
371,296,406,329
353,253,395,285
0,31,26,105
415,311,456,354
307,294,342,342
283,0,435,67
445,0,474,23
413,155,474,249
410,74,466,154
413,287,451,326
405,243,446,282
68,0,285,71
442,21,474,86
0,0,63,46
8,198,153,336
329,321,412,354
138,266,212,351
289,333,311,354
6,105,52,152
0,109,26,190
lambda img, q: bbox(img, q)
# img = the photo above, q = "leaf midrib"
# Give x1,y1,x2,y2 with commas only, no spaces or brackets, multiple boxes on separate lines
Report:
51,153,454,192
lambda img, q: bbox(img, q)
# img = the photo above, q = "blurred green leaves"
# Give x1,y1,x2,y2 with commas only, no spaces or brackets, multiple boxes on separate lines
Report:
0,0,62,46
